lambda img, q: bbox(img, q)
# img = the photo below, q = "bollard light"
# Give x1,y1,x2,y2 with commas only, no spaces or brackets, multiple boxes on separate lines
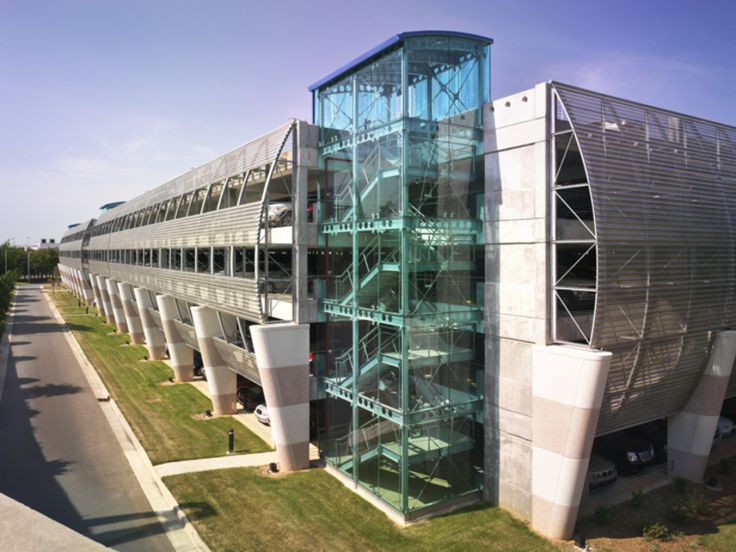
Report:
227,429,235,454
269,462,278,473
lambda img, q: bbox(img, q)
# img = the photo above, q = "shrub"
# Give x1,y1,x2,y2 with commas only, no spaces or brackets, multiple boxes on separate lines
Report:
642,521,673,541
593,505,611,525
682,491,710,517
630,488,646,508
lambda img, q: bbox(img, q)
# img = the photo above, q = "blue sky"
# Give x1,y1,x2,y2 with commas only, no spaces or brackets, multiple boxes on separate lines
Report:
1,0,734,244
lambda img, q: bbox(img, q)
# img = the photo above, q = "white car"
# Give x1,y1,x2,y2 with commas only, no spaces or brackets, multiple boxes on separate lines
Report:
718,416,734,437
254,404,270,425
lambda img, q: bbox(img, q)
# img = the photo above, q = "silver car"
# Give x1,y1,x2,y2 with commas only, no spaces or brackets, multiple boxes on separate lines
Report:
254,404,270,425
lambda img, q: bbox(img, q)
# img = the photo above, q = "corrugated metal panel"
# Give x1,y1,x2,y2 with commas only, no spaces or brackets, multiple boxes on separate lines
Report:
103,203,262,249
173,320,199,350
147,308,163,331
554,83,736,433
95,122,295,223
97,264,263,322
212,338,260,385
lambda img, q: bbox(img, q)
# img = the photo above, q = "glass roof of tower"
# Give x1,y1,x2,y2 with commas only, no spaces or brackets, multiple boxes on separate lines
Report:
307,30,493,92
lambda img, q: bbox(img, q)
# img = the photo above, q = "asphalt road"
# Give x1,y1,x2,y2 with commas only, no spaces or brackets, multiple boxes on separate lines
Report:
0,285,173,552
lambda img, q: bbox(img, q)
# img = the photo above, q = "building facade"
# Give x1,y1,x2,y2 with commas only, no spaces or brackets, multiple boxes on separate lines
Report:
58,31,736,539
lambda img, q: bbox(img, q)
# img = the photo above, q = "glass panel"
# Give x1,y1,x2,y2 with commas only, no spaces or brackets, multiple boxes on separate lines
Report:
166,196,182,221
220,175,244,209
188,187,208,216
176,193,193,218
203,182,224,213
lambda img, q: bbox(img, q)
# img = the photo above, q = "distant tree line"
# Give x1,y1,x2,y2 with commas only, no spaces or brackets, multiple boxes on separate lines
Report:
1,242,59,280
0,269,18,337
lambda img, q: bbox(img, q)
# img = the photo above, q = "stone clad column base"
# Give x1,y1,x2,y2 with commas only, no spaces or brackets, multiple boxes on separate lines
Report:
169,342,194,382
148,345,167,361
531,345,611,540
191,306,236,415
211,393,236,416
532,495,578,541
668,331,736,482
172,363,194,383
250,323,310,473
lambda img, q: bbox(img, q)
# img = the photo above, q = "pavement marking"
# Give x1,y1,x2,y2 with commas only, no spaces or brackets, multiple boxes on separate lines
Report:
43,288,210,552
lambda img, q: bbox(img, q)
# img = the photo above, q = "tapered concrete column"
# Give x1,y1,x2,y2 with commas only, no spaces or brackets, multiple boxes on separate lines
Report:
96,275,114,324
133,287,166,359
668,331,736,482
90,273,103,312
191,306,236,415
156,294,194,382
118,282,144,344
105,278,127,333
74,269,83,300
80,271,94,304
250,322,310,472
72,269,82,299
531,345,611,540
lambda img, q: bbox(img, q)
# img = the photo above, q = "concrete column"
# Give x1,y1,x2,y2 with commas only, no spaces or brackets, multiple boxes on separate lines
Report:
191,306,236,415
96,275,115,325
72,269,82,299
250,322,310,472
531,345,611,540
81,271,94,304
117,282,144,344
133,287,166,359
668,331,736,481
90,273,103,313
156,294,194,382
105,278,128,333
75,269,85,302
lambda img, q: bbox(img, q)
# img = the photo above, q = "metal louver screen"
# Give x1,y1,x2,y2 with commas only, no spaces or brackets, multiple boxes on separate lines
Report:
95,121,294,223
554,83,736,433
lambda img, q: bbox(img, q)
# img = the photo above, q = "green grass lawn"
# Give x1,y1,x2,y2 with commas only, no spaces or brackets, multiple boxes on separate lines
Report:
164,467,554,552
48,287,272,464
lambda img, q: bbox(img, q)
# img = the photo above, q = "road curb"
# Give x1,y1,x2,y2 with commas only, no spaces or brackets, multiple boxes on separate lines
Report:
43,288,210,552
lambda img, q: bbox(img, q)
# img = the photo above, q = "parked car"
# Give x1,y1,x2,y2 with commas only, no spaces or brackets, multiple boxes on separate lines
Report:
236,385,264,412
626,420,667,464
718,416,734,438
713,427,723,448
193,350,206,380
593,432,656,475
254,404,270,425
587,453,618,492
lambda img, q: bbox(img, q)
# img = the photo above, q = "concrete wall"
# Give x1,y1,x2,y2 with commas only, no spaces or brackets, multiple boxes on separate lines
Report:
483,83,549,522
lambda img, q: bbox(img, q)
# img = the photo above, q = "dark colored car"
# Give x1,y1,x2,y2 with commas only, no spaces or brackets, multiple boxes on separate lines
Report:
236,381,264,411
626,420,667,464
593,432,656,475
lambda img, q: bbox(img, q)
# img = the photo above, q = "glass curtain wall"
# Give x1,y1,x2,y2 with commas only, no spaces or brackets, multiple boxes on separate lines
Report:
315,34,490,515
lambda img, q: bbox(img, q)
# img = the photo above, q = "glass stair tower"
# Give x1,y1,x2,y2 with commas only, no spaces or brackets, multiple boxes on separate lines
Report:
312,32,491,516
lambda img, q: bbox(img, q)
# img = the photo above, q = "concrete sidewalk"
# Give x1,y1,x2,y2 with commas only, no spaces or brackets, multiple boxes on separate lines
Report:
155,451,279,478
